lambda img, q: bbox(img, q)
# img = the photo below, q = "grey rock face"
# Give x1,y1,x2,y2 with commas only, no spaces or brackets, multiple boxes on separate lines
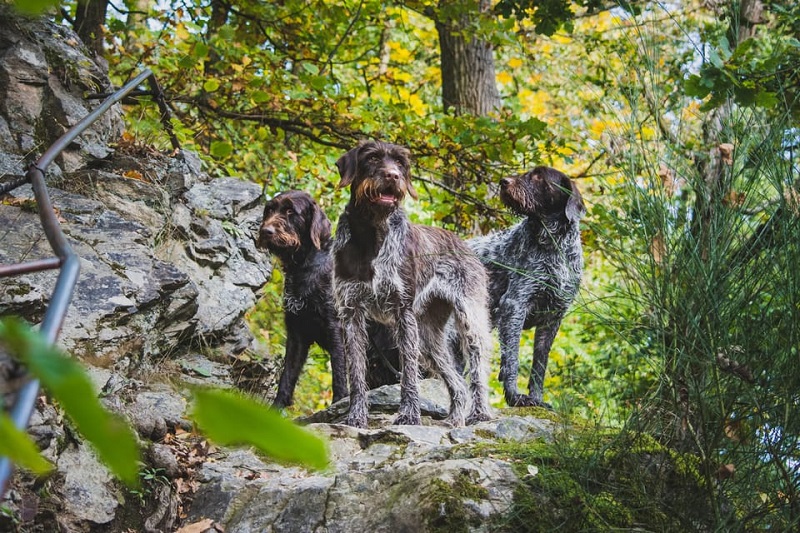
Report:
186,385,554,533
0,10,278,532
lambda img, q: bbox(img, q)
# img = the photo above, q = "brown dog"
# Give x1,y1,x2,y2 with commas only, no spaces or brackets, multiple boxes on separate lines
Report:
331,140,493,428
257,190,401,408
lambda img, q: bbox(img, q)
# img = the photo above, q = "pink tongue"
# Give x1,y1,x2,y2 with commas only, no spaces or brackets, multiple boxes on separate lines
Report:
379,194,395,203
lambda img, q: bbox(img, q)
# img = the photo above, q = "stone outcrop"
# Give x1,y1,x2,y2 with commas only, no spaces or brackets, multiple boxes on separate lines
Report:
0,6,270,362
184,387,554,533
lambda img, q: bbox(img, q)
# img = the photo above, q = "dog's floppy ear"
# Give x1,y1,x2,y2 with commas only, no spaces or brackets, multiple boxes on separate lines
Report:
406,176,419,200
309,202,331,249
336,146,360,189
564,178,585,224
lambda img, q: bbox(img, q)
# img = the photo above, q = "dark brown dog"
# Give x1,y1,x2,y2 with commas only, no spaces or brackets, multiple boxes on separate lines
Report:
331,140,493,428
257,190,347,407
257,190,400,408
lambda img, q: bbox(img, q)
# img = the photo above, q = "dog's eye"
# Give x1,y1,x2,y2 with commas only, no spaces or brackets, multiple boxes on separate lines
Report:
283,207,294,215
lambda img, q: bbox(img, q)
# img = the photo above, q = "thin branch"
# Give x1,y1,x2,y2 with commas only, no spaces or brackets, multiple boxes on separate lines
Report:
320,0,364,76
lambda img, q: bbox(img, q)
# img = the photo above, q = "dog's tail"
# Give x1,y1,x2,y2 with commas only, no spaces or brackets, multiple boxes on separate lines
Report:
452,297,494,423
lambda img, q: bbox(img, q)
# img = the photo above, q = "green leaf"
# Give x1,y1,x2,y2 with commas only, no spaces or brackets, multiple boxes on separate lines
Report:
178,56,197,69
203,79,221,92
0,319,140,486
683,75,710,98
754,90,779,109
252,90,271,104
0,412,52,475
302,62,320,75
210,141,233,158
309,76,328,91
191,388,329,470
193,42,210,59
12,0,58,14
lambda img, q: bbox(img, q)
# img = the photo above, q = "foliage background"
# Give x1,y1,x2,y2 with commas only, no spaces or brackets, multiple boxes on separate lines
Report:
22,0,800,528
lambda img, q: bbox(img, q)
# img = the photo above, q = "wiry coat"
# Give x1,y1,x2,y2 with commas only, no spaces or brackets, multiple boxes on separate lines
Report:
332,140,492,428
258,191,400,407
469,167,584,407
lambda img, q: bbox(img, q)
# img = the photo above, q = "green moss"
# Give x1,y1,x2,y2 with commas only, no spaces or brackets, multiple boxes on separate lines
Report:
466,426,711,532
473,428,496,440
423,471,490,533
500,405,562,423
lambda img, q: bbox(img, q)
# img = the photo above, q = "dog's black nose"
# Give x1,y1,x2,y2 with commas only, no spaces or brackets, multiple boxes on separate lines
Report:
261,225,275,236
500,178,512,189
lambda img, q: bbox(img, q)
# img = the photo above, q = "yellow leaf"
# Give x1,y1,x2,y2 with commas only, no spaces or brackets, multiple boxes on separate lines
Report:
508,57,523,69
390,43,412,63
123,170,144,181
408,93,426,117
589,119,606,137
497,71,513,85
175,23,189,41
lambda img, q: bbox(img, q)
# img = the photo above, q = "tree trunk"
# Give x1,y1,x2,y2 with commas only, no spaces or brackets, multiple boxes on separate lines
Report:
74,0,110,58
435,0,501,116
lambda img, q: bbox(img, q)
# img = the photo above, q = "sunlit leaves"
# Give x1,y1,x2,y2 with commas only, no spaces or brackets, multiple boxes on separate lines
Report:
0,319,140,486
210,141,233,158
684,28,796,115
203,79,221,92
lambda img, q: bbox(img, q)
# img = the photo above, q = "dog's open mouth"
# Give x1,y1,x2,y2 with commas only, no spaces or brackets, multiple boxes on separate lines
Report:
375,192,398,206
372,186,401,206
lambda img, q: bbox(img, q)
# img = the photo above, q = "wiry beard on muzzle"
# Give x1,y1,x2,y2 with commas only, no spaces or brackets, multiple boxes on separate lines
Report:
354,178,403,207
259,220,302,251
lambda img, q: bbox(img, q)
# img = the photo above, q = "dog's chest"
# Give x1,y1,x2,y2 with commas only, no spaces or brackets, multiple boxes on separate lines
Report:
333,218,408,322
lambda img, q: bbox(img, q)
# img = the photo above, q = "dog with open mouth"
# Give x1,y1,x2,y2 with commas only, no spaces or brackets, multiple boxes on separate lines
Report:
331,140,493,428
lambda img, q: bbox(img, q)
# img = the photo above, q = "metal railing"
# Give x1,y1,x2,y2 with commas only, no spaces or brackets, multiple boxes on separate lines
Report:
0,69,179,495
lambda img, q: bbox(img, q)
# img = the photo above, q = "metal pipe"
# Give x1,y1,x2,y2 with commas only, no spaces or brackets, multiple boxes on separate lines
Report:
0,257,61,277
0,68,164,496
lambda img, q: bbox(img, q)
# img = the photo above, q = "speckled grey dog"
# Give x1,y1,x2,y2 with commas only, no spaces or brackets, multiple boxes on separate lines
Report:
332,140,493,428
470,166,584,407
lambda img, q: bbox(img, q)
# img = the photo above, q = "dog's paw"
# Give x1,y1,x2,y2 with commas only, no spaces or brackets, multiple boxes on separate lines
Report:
344,413,368,428
466,410,493,425
505,393,527,407
506,393,542,408
508,394,553,409
393,413,422,426
443,413,466,428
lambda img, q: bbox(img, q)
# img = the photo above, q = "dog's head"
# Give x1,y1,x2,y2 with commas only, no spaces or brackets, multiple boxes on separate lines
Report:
336,140,417,215
257,190,331,255
499,166,585,223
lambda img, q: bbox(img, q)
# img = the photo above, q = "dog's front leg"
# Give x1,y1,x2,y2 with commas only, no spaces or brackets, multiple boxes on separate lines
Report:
273,333,312,408
325,320,349,404
528,320,560,407
342,310,370,428
394,308,422,425
497,298,528,407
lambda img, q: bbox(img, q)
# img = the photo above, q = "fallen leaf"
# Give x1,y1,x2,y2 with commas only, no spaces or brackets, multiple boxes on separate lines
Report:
175,518,217,533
